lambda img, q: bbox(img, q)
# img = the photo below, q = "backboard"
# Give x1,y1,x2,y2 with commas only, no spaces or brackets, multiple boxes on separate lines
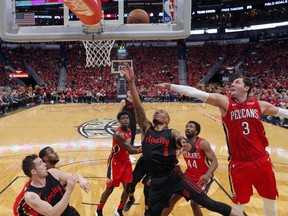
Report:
0,0,191,42
111,60,133,74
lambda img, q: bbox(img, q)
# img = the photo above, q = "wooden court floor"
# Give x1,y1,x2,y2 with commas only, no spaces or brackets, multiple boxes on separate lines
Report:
0,103,287,216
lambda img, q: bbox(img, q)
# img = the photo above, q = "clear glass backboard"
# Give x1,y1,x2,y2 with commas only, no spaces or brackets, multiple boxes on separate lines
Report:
0,0,191,42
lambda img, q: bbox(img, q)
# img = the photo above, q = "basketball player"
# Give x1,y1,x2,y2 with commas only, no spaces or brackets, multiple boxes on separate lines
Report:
95,111,142,216
162,120,218,216
13,146,61,215
118,90,137,163
121,63,241,216
20,153,91,215
156,77,288,216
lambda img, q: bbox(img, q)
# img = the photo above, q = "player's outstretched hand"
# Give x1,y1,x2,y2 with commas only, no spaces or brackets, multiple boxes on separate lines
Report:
121,63,135,82
155,83,171,90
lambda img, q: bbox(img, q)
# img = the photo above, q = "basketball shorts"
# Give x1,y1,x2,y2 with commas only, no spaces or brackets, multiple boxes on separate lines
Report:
229,153,278,204
106,157,133,187
127,155,150,193
133,155,150,185
148,166,231,215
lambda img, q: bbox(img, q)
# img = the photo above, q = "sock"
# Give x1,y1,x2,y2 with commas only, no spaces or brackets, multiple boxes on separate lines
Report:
97,201,105,210
118,201,125,210
263,198,277,216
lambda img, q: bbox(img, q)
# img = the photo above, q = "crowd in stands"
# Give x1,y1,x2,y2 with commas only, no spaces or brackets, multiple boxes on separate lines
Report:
0,86,38,115
0,38,287,127
192,5,288,29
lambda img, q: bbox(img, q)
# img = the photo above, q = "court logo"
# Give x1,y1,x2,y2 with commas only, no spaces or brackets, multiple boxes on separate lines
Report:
78,118,118,138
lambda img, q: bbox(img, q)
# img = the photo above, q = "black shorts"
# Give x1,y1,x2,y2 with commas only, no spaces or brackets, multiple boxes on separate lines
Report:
149,166,231,215
133,155,150,185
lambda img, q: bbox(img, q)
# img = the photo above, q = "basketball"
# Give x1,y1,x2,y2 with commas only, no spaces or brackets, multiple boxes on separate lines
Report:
127,9,150,24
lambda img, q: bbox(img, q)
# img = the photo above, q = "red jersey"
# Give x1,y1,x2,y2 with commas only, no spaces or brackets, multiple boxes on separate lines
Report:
106,127,132,186
182,137,209,182
109,127,131,163
13,179,38,216
222,96,269,162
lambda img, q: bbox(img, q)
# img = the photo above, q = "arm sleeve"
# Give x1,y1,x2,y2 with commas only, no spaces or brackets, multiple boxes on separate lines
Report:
171,84,209,102
275,108,288,119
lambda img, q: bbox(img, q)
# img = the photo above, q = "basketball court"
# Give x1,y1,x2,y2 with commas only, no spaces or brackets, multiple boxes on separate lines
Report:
0,0,287,215
0,103,287,215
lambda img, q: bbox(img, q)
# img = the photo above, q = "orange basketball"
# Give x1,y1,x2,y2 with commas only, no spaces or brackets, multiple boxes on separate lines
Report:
127,9,150,24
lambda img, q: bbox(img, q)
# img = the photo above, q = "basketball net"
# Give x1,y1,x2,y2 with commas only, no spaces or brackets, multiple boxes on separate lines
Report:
82,40,115,67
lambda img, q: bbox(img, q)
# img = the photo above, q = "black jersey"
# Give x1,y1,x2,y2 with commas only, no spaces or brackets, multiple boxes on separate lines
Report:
122,99,136,123
142,127,178,176
26,172,79,216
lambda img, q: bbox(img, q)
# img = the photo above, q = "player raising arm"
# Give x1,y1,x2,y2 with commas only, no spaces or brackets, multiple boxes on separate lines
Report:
156,77,287,216
122,63,241,216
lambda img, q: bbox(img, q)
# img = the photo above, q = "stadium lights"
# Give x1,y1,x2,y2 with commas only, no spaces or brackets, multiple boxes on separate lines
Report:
190,21,288,35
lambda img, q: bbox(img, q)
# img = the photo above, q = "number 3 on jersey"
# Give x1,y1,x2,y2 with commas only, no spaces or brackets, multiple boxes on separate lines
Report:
241,121,250,135
187,159,197,169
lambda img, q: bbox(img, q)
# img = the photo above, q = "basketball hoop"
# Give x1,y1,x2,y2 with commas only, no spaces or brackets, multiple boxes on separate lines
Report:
82,40,115,67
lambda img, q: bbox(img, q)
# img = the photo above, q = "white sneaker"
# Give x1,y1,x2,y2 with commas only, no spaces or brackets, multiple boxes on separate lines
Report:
95,209,103,216
114,209,123,216
129,155,136,163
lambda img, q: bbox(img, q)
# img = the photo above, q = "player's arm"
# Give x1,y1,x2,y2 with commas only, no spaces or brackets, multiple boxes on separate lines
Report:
172,129,196,153
24,174,78,216
114,131,142,154
259,100,288,118
49,169,91,193
121,63,150,134
155,83,229,110
198,139,218,186
118,99,126,113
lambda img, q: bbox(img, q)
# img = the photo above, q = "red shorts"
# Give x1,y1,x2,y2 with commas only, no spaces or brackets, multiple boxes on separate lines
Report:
106,157,133,187
229,153,278,204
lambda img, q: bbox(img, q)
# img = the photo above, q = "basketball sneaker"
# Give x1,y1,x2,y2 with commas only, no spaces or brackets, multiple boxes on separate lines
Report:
123,197,135,212
114,209,124,216
95,209,103,216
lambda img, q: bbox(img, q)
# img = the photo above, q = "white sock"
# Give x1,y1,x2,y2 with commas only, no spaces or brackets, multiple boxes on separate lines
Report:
263,198,277,216
231,203,244,215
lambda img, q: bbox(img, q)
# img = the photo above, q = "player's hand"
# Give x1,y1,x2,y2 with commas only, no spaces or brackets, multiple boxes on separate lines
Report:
121,63,135,82
155,83,171,90
198,174,211,187
66,173,78,193
78,176,92,193
137,147,142,154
